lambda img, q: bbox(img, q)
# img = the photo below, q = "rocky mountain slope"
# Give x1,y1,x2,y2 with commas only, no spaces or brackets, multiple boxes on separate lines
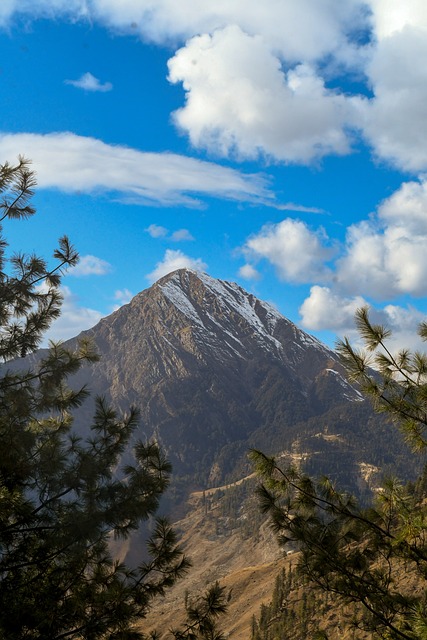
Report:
63,268,410,500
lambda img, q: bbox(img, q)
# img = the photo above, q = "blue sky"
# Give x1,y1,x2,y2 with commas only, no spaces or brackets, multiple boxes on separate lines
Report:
1,1,427,350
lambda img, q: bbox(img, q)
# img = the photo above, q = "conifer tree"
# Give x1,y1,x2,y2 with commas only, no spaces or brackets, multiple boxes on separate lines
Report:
171,582,228,640
0,158,224,639
251,307,427,640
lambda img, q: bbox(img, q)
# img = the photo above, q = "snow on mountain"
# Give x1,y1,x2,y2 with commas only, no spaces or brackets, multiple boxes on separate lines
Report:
156,269,333,368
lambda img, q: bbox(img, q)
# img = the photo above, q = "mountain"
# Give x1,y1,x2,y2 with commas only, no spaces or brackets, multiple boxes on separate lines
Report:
55,268,411,503
10,268,418,637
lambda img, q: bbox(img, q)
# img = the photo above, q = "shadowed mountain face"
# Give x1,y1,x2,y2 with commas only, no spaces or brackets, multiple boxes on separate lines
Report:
52,268,410,500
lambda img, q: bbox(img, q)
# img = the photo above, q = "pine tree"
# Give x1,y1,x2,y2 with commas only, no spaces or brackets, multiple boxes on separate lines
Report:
0,158,197,639
251,307,427,640
171,582,228,640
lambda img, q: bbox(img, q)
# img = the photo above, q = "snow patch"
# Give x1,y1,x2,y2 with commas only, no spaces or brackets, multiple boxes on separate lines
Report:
158,270,336,362
159,276,204,328
194,272,284,351
325,368,364,401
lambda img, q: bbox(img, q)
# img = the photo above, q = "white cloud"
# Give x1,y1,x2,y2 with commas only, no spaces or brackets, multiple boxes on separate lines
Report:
238,263,261,281
243,178,427,300
378,180,427,233
299,286,366,331
300,285,427,352
170,229,194,242
363,25,427,172
146,224,168,238
0,132,273,206
0,0,90,26
275,202,325,214
145,225,195,242
68,254,112,277
168,26,363,163
2,2,427,173
336,179,427,298
368,0,427,40
3,2,427,172
103,1,427,174
114,288,133,305
379,304,427,352
65,72,113,92
242,179,427,298
0,0,18,25
240,176,427,349
79,0,367,64
244,218,334,283
0,0,367,69
43,285,103,344
146,249,207,284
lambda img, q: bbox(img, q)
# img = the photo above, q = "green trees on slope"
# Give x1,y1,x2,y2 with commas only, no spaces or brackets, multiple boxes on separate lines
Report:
0,158,227,639
251,566,327,640
252,308,427,640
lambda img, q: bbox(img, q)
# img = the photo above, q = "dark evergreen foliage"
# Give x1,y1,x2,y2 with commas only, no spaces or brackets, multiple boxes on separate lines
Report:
0,159,226,639
170,582,228,640
251,565,327,640
252,308,427,640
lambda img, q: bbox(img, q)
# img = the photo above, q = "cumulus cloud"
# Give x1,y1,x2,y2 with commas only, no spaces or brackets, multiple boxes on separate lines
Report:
336,222,427,299
2,1,427,172
299,286,366,331
146,249,207,284
65,72,113,92
146,224,168,238
43,285,103,344
2,1,427,173
93,0,425,173
238,263,261,281
363,25,427,172
244,179,427,302
0,132,272,206
378,180,427,232
170,229,194,241
368,0,427,40
241,177,427,341
68,254,112,277
336,179,427,298
299,286,427,352
244,219,335,283
168,26,363,163
378,304,427,352
62,0,367,63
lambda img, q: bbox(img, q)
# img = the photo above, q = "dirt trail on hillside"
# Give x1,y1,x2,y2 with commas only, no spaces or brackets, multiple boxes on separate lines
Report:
190,472,257,498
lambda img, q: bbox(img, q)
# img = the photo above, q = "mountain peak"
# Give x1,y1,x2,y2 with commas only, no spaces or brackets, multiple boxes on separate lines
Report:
64,267,366,487
151,268,328,363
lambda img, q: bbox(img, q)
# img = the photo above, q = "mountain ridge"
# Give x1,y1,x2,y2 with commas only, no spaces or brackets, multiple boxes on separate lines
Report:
48,268,406,500
10,268,410,496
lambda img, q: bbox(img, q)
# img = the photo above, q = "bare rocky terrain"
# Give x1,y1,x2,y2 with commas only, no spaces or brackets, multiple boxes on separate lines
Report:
141,483,285,639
